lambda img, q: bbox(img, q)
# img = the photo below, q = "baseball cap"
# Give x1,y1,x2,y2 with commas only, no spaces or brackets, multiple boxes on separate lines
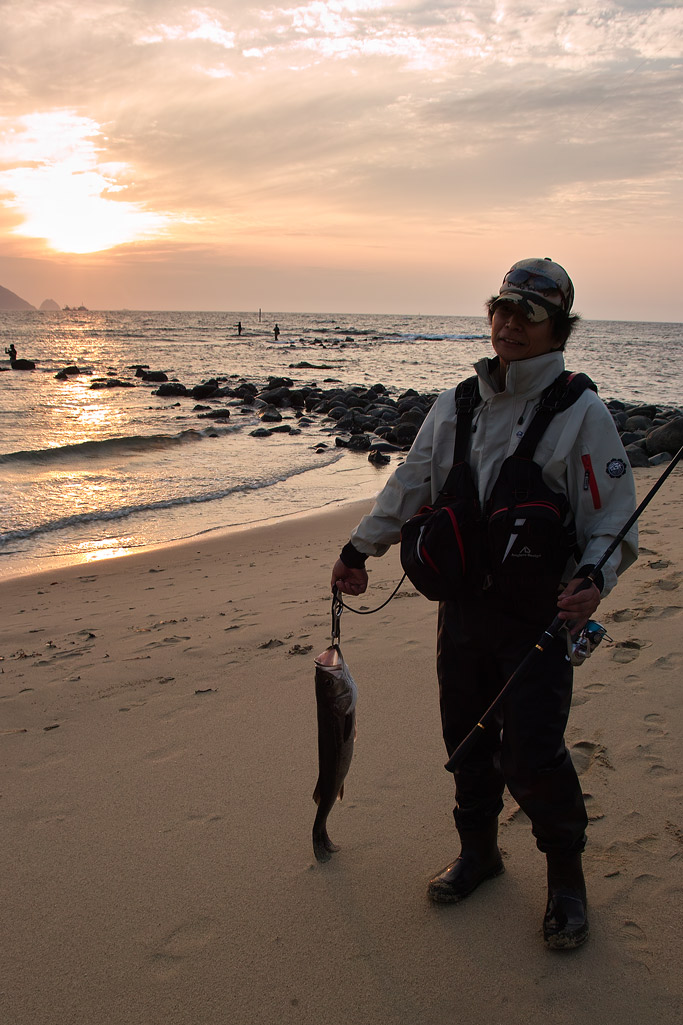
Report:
491,257,574,323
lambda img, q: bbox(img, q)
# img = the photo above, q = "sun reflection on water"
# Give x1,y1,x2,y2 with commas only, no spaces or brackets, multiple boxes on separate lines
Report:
81,546,130,564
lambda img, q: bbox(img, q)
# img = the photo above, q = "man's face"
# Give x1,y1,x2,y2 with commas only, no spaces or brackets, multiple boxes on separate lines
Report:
491,301,559,368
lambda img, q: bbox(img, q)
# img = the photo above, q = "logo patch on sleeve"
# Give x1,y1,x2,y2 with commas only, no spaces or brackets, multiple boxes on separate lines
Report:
606,458,627,478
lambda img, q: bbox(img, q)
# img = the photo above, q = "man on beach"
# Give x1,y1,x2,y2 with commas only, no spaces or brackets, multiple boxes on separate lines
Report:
330,258,637,950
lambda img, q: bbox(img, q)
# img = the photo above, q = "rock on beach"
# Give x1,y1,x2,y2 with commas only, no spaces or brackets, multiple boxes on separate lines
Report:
51,357,678,468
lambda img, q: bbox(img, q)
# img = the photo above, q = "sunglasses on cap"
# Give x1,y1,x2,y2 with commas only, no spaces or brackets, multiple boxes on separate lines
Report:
501,268,565,299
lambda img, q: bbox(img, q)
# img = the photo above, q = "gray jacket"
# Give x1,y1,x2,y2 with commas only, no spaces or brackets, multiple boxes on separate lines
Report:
350,351,638,595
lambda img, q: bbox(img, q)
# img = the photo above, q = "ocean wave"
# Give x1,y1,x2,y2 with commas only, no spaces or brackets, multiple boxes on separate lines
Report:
0,425,243,466
396,333,489,342
0,452,343,546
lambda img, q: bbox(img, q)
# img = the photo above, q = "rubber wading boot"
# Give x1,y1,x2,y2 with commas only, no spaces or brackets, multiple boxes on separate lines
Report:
543,852,589,950
427,822,504,904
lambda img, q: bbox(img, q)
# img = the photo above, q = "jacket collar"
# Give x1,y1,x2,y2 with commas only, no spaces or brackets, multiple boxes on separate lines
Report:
474,350,566,401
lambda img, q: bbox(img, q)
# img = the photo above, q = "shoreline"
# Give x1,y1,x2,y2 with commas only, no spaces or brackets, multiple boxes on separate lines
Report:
0,448,395,584
0,495,377,587
0,455,675,587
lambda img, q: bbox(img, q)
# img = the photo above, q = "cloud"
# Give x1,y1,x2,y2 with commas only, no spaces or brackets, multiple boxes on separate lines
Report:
0,1,681,315
0,112,175,252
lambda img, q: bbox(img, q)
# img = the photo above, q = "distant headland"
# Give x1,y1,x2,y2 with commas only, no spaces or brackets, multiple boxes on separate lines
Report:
0,284,35,311
0,283,82,312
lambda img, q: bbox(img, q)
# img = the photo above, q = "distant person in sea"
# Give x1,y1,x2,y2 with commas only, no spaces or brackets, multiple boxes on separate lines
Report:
329,257,638,951
5,344,17,361
237,321,242,336
273,323,280,341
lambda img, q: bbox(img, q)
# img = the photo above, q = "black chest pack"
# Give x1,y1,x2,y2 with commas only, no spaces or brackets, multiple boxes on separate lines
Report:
399,370,597,603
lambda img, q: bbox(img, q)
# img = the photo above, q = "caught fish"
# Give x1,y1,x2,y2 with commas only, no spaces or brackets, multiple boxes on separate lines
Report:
312,643,358,862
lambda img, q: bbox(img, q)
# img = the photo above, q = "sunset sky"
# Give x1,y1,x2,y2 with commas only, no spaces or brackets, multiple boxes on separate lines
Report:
0,1,681,320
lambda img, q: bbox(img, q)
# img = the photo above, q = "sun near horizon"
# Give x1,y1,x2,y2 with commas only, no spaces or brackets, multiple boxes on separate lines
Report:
0,3,681,321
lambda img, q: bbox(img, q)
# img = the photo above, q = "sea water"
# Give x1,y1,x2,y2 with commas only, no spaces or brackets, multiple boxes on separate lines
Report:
0,310,680,579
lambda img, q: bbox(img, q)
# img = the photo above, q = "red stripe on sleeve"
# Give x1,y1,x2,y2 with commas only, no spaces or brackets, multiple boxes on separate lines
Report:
582,454,602,510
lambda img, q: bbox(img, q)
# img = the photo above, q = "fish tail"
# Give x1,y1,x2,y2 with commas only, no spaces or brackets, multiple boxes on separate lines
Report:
313,826,340,863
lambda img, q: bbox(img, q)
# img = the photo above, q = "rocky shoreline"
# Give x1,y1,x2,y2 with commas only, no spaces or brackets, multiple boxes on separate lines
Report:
52,362,683,468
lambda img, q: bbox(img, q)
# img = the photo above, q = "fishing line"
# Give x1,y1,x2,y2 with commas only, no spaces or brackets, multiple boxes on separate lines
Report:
333,573,407,615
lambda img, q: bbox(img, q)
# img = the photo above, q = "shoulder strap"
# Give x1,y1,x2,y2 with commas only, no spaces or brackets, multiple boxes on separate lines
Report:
436,376,480,498
515,371,598,459
453,375,481,463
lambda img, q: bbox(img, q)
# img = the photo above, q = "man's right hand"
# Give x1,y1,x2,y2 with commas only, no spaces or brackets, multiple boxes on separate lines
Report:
331,558,368,596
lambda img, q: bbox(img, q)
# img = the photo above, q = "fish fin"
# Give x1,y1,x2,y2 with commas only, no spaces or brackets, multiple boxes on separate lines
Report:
312,781,321,806
338,783,344,802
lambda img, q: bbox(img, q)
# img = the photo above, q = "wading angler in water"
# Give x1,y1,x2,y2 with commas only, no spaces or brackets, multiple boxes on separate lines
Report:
330,258,638,950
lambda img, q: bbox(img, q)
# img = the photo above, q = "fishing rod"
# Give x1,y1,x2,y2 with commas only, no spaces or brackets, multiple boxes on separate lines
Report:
444,442,683,773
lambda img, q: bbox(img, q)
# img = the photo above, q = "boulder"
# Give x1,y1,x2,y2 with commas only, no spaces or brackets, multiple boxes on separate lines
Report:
626,404,658,420
344,434,373,451
619,431,646,447
395,423,418,446
624,415,653,431
197,408,231,420
326,405,351,421
55,365,80,379
192,383,219,399
644,416,683,456
259,386,292,407
155,383,188,397
624,443,650,467
399,407,427,427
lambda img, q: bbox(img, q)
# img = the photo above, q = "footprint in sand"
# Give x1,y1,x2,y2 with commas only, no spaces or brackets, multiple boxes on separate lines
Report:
143,744,187,764
570,740,613,774
611,638,650,664
583,792,605,822
636,604,683,620
654,572,682,592
643,712,667,735
647,762,676,778
651,652,683,671
664,820,683,853
148,916,219,978
618,919,652,970
140,635,191,650
611,609,634,623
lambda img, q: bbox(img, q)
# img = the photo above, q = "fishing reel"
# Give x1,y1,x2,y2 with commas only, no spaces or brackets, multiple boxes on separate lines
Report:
570,620,612,667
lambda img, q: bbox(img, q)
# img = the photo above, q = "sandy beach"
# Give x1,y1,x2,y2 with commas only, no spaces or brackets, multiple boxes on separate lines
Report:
1,467,682,1025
